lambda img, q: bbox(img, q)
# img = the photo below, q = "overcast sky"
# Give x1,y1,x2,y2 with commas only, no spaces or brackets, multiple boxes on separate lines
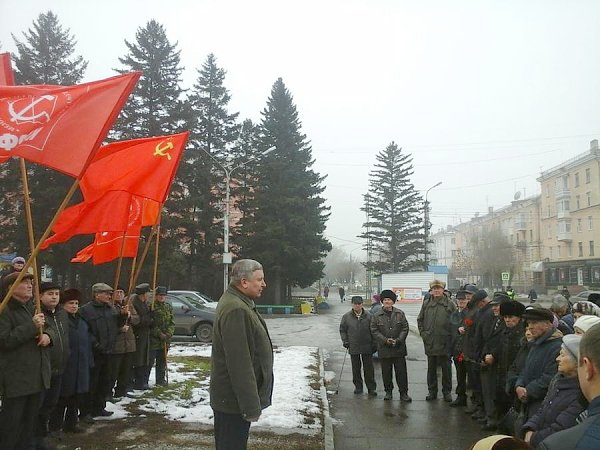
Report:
3,0,600,257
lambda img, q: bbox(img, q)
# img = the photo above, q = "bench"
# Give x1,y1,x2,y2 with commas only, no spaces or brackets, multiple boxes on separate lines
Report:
256,304,295,315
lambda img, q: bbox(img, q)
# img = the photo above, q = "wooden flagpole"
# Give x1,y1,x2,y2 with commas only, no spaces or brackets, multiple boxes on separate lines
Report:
112,230,128,298
151,222,161,310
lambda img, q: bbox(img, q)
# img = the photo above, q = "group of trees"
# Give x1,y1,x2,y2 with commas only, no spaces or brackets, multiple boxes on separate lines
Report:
0,11,330,303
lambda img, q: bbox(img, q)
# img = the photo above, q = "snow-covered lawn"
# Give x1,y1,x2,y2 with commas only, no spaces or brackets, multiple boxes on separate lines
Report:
103,344,322,434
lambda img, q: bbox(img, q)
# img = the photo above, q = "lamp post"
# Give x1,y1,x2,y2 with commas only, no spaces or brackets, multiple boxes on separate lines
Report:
424,181,442,270
203,147,275,291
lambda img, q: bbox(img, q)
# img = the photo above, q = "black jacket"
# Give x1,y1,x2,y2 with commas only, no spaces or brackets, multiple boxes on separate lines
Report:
79,300,120,354
43,307,70,375
339,308,375,355
370,307,409,358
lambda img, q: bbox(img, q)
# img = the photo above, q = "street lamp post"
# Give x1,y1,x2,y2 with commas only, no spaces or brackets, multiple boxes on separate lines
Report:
203,147,275,291
424,181,442,270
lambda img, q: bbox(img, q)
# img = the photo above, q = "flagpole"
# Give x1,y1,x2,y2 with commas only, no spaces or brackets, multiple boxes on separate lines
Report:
0,179,81,314
127,255,138,298
133,225,157,287
112,230,128,298
151,222,161,310
19,158,43,330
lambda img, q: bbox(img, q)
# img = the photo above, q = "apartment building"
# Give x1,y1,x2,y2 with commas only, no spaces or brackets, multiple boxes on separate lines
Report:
537,139,600,289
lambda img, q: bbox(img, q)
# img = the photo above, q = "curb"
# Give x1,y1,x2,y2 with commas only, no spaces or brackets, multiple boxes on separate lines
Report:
319,347,335,450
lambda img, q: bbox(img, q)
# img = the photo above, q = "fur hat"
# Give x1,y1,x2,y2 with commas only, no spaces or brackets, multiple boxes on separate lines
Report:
522,306,554,322
380,289,397,302
430,279,446,289
500,300,526,317
61,288,82,303
574,315,600,334
135,283,150,295
155,286,168,295
39,281,60,294
11,256,25,265
351,296,363,304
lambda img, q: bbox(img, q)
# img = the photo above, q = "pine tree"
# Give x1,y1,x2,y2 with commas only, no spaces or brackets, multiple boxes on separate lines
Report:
360,142,424,273
238,78,331,303
171,53,240,296
0,11,90,286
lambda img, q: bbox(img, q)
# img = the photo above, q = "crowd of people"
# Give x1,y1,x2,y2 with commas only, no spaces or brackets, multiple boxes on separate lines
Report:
0,257,175,450
340,279,600,449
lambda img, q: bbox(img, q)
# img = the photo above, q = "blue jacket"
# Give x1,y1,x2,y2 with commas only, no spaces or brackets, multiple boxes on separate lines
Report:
538,395,600,450
522,374,585,447
60,313,93,397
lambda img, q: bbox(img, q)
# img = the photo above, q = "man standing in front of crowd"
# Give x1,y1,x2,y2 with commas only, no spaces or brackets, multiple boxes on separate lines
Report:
79,283,119,418
449,290,469,407
417,279,456,402
340,296,377,396
538,323,600,449
514,307,563,421
210,259,273,450
150,286,175,386
371,290,411,401
0,272,51,450
130,283,153,390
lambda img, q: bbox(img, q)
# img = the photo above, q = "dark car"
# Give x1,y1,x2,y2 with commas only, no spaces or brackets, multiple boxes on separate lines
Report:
166,293,216,343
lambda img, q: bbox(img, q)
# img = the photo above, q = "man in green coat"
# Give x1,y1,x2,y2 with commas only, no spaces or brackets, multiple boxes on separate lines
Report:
210,259,274,450
150,286,174,386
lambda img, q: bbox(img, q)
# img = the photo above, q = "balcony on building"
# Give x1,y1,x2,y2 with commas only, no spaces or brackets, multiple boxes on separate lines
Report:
514,220,528,231
555,186,571,199
557,231,572,241
557,209,570,219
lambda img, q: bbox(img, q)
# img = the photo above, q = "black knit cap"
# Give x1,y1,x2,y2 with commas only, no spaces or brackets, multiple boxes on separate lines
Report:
380,289,397,302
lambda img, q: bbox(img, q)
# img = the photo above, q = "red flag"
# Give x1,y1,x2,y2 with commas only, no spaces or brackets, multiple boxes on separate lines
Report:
41,193,159,249
0,53,15,86
71,232,141,264
81,132,189,203
0,72,140,177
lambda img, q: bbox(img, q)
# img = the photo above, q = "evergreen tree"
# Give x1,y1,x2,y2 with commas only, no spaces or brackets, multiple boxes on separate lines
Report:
172,53,240,296
111,20,189,289
360,142,424,273
238,78,331,303
0,11,91,286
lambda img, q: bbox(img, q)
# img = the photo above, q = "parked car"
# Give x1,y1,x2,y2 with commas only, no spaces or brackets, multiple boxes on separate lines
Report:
166,294,215,343
169,290,218,309
573,290,600,300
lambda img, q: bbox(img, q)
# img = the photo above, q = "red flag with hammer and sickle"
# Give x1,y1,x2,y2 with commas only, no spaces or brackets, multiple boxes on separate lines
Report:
0,72,140,177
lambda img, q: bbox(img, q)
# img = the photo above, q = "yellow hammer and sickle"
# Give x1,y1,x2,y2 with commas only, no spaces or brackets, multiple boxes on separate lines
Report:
154,141,173,160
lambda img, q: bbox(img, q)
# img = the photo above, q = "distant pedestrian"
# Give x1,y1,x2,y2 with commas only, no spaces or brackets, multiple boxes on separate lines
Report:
371,290,411,402
339,286,345,303
528,289,538,303
0,256,25,281
417,279,456,402
323,286,329,299
340,296,377,396
506,286,516,301
560,285,570,301
210,259,273,450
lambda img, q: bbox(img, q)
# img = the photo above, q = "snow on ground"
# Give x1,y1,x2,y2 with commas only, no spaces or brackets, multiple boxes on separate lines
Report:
105,344,321,433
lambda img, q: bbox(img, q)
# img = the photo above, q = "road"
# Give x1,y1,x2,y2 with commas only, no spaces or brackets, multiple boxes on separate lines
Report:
266,294,491,450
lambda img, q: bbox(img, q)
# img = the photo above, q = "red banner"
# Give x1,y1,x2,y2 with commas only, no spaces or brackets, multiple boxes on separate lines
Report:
0,53,15,86
0,72,140,177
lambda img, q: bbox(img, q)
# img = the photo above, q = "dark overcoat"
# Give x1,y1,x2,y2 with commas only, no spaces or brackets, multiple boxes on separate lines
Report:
417,294,456,356
339,308,374,355
370,307,409,358
60,313,93,397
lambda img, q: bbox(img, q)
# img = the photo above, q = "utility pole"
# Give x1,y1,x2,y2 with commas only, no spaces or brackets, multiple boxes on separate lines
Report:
424,181,442,270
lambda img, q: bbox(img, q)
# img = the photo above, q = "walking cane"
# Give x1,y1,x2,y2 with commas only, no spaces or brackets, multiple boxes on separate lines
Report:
335,348,348,394
164,342,169,384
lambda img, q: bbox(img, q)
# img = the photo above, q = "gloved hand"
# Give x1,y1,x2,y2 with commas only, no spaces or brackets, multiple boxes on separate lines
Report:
343,342,349,349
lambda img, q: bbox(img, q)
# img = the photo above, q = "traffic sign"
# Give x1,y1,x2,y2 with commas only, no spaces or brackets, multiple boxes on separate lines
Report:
501,272,510,281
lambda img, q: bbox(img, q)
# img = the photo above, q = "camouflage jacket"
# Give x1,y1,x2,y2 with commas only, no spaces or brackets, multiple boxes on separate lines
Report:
150,301,175,350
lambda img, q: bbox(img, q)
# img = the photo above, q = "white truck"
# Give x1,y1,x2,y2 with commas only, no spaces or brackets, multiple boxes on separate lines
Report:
380,271,448,303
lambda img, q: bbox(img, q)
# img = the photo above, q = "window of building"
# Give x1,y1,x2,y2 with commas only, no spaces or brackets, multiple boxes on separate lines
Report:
451,237,455,245
588,192,592,207
557,245,561,258
545,185,550,197
590,216,594,230
579,242,584,257
591,241,595,257
547,206,551,217
562,175,569,190
451,250,457,257
547,224,552,238
576,195,581,210
575,173,580,187
586,168,591,183
568,243,573,257
549,246,553,258
530,230,533,241
578,219,582,232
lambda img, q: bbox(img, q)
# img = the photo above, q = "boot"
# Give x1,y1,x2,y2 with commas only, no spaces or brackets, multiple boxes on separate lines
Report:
384,391,393,400
449,395,467,407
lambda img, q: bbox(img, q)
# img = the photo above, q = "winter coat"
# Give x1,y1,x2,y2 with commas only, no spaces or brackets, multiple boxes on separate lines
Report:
112,302,136,354
538,395,600,450
43,307,70,375
497,321,525,394
60,313,93,397
339,308,375,355
449,308,467,357
0,298,51,398
480,315,505,360
79,299,120,354
506,336,531,396
472,302,494,359
370,306,409,358
150,301,175,351
461,305,479,361
129,294,153,367
417,294,456,356
522,374,585,448
210,285,274,420
515,328,562,413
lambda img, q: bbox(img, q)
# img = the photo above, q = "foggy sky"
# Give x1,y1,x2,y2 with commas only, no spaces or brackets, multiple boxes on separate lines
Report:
3,0,600,258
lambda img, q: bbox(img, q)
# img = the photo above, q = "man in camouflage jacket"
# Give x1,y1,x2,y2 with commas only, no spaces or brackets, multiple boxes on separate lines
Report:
150,286,175,385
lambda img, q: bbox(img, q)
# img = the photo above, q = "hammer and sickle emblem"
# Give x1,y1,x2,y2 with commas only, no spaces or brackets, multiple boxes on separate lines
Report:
154,141,173,160
8,95,56,124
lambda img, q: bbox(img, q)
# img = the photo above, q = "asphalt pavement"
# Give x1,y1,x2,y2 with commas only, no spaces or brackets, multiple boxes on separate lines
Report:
266,294,494,450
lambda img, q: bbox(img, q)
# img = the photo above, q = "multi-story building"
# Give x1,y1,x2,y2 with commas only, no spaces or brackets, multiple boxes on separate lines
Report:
537,139,600,289
430,225,457,267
